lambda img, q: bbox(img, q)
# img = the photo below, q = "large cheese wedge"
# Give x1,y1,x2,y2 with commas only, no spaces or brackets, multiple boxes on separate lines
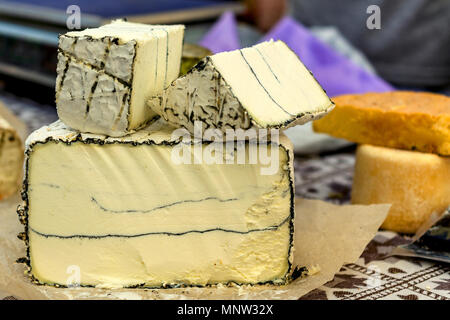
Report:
352,144,450,234
0,113,23,200
314,91,450,156
148,40,334,134
56,20,184,137
19,119,295,288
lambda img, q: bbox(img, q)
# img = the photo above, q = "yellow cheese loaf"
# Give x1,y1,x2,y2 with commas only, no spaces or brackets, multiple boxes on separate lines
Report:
313,91,450,156
352,144,450,234
0,114,23,200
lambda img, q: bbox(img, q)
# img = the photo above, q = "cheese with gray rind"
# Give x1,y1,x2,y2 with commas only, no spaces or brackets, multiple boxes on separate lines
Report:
56,20,184,137
148,40,334,134
19,119,295,288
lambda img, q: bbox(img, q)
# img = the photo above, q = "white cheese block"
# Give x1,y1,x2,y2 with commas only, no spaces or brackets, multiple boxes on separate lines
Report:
19,119,295,288
56,20,184,137
0,114,23,200
148,40,334,134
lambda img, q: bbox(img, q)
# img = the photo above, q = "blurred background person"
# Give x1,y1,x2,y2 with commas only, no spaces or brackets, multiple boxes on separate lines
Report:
244,0,450,92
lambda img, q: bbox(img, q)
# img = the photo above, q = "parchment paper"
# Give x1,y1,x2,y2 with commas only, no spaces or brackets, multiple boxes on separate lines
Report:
0,195,389,300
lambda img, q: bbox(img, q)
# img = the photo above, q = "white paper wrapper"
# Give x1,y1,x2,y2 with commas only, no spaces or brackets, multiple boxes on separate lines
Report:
0,195,389,300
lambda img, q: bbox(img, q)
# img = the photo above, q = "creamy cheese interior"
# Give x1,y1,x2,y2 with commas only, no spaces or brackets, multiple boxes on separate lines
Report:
26,122,293,288
57,20,184,136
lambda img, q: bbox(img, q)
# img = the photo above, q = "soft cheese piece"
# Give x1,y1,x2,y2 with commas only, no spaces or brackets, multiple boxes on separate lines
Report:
148,40,334,134
0,113,23,200
19,119,295,288
314,91,450,156
56,20,184,137
352,144,450,234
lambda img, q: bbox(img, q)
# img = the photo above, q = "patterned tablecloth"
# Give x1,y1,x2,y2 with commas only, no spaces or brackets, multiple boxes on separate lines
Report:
1,93,448,300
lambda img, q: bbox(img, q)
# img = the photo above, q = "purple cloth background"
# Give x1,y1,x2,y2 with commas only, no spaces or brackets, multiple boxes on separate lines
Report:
199,13,394,97
199,11,240,53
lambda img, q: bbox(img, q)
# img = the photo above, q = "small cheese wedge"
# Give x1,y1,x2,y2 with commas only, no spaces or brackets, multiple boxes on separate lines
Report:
148,40,334,134
19,119,295,288
314,91,450,156
0,113,23,200
352,144,450,234
56,20,184,137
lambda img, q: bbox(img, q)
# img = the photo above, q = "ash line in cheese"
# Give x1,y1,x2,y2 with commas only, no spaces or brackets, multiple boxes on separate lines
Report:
239,50,294,117
91,195,239,214
29,215,291,239
255,47,280,84
39,183,60,189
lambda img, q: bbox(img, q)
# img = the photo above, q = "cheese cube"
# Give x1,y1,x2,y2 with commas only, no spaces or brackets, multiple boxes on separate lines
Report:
314,91,450,156
148,40,334,134
56,20,184,137
352,144,450,233
20,120,295,288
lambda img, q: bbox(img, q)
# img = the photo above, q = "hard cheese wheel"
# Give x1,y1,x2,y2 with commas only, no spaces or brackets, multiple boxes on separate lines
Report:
352,144,450,234
0,113,23,200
